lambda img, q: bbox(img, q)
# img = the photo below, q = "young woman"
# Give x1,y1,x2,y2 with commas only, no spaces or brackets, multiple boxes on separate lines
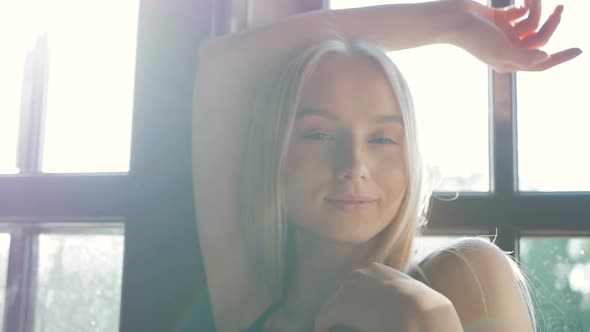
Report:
192,0,582,331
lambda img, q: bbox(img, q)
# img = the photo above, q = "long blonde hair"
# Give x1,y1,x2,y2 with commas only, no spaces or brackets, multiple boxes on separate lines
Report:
236,37,432,298
235,37,539,331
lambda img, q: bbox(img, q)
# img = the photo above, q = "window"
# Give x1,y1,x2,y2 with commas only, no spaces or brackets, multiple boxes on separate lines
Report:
0,2,31,175
520,237,590,330
0,233,10,327
0,0,138,331
390,44,490,192
40,0,138,173
1,0,138,175
329,0,590,330
34,230,124,332
516,1,590,192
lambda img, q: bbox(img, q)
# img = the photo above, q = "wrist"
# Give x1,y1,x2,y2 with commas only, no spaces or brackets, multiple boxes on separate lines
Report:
438,0,472,46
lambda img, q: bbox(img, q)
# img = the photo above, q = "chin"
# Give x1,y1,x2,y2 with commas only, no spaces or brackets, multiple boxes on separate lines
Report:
289,211,392,245
313,222,384,244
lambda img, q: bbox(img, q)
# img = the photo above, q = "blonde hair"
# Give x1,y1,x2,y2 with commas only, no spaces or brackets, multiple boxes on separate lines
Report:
235,36,539,331
236,37,432,298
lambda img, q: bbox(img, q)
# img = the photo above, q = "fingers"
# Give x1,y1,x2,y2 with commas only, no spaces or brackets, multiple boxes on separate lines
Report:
495,48,582,72
529,48,583,71
497,2,574,71
499,5,529,22
521,5,563,49
495,2,564,49
515,49,550,68
514,0,542,37
495,10,522,44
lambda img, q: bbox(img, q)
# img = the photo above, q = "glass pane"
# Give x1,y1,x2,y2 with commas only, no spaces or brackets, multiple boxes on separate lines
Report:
412,235,491,264
0,233,11,327
520,237,590,331
330,0,489,192
0,2,40,174
34,232,124,332
41,0,140,173
517,0,590,191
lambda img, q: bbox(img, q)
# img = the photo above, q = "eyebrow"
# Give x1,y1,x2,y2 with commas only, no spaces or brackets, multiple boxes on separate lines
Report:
296,108,403,124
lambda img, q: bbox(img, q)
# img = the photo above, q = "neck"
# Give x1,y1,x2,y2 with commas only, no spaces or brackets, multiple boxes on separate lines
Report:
278,224,376,327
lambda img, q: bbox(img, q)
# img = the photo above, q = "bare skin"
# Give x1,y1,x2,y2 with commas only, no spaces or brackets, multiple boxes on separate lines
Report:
276,53,410,331
192,0,581,331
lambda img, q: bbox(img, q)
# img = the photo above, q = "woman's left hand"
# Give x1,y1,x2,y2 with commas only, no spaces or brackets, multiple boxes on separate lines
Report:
314,262,463,332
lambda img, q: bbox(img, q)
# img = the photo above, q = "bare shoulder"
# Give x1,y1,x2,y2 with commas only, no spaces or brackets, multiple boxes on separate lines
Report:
415,237,535,332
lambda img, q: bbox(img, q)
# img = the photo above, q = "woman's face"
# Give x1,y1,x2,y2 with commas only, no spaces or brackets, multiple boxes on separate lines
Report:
284,53,408,244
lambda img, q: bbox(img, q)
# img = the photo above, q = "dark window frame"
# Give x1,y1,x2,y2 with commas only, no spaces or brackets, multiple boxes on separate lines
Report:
0,21,128,331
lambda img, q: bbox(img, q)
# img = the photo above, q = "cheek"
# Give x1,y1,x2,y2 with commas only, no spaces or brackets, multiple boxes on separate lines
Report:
283,141,329,182
375,151,409,214
376,150,408,184
283,145,328,225
281,144,410,243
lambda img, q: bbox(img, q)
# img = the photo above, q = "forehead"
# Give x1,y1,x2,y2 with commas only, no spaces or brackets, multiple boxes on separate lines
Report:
298,53,401,118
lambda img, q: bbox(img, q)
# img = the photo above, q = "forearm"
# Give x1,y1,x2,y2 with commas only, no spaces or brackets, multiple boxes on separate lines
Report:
314,0,466,50
198,0,467,85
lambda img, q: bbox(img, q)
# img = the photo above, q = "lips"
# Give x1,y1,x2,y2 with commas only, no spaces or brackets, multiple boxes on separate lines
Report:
325,194,378,203
326,194,378,212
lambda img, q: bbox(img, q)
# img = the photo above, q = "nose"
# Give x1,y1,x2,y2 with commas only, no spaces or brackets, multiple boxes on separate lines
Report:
334,137,369,182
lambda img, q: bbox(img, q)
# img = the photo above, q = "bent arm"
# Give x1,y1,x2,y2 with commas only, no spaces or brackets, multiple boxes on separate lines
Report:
192,3,468,330
193,0,470,121
198,0,464,88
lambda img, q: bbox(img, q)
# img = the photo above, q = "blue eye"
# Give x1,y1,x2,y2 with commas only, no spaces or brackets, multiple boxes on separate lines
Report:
305,133,330,141
372,138,398,145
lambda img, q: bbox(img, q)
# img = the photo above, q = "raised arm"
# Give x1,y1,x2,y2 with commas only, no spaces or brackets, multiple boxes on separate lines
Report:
199,0,463,80
191,1,580,330
197,0,580,84
194,0,581,117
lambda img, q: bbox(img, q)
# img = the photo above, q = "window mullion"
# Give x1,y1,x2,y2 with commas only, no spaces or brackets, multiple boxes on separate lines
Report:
16,32,50,174
3,227,36,332
490,70,518,196
489,0,519,256
489,68,518,256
